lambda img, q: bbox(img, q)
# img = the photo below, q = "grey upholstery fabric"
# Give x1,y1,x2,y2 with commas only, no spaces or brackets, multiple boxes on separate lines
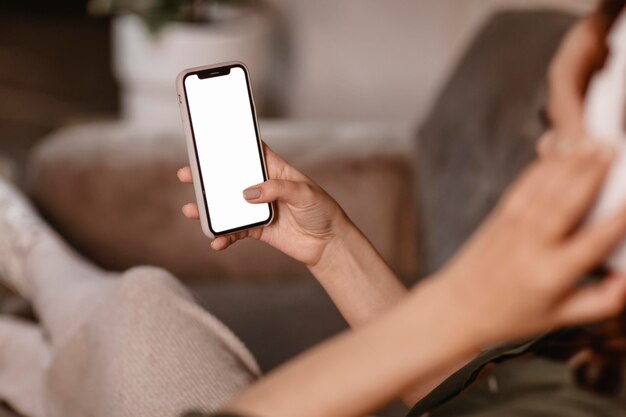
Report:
415,11,575,277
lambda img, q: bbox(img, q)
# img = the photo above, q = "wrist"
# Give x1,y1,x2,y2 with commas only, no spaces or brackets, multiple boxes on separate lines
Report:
430,269,501,351
307,215,408,326
308,216,390,289
308,215,361,277
405,275,485,357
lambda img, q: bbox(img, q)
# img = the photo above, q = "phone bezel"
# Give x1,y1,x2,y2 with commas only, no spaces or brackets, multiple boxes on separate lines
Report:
180,62,273,237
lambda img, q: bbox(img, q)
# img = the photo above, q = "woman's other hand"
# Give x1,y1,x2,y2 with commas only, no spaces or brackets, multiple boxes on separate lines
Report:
223,144,626,417
438,143,626,346
177,144,350,268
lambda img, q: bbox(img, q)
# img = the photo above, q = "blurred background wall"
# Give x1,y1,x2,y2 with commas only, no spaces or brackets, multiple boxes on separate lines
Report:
0,0,594,170
265,0,594,124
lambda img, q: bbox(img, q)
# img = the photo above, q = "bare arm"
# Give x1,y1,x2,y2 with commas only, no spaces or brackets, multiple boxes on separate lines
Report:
226,277,475,417
226,145,626,417
308,219,475,406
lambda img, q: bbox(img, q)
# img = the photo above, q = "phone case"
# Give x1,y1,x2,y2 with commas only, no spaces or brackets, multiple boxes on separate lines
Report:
175,61,274,239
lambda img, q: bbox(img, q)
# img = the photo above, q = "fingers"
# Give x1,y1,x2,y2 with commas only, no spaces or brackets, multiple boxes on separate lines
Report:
179,143,314,216
498,150,590,227
178,167,199,220
211,236,233,251
498,141,615,246
210,228,262,251
262,142,311,183
177,167,193,184
548,15,607,137
243,179,317,208
556,274,626,326
547,16,609,137
182,203,199,219
534,145,614,237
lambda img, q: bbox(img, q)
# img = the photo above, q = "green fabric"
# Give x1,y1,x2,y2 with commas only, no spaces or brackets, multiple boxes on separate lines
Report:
411,358,624,417
408,340,538,414
407,332,625,417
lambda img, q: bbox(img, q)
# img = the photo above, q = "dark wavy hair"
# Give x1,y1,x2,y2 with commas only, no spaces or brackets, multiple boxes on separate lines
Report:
601,0,626,21
534,316,626,399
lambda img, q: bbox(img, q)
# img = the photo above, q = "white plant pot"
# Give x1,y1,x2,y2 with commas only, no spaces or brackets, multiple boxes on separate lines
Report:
112,10,274,132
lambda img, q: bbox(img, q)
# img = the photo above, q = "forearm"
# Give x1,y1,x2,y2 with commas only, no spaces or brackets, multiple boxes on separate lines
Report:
308,221,475,407
309,220,408,327
225,277,481,417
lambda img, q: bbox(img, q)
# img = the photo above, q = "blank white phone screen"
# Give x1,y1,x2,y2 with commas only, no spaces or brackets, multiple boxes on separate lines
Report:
184,67,270,234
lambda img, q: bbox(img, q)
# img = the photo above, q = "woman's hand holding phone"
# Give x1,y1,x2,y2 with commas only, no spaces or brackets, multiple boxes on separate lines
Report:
178,143,351,269
179,143,409,329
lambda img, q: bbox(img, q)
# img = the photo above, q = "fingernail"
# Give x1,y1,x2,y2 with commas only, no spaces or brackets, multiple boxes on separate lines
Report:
243,187,261,200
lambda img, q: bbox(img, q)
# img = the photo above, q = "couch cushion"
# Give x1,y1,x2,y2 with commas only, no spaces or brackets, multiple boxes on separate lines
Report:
415,10,575,277
27,120,418,282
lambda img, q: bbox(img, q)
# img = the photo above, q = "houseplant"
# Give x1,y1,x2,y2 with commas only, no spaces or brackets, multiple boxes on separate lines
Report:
88,0,265,33
89,0,276,131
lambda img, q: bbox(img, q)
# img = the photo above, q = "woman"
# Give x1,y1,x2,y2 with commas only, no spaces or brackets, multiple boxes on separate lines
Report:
0,4,622,417
180,3,626,417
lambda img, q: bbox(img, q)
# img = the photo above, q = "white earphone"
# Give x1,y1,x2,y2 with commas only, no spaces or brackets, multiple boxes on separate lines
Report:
585,9,626,271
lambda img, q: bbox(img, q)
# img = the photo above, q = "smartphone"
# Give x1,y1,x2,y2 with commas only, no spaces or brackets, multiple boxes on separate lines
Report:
176,62,273,238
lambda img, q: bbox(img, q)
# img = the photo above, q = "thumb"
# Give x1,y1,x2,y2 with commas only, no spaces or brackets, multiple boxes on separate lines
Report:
243,179,315,208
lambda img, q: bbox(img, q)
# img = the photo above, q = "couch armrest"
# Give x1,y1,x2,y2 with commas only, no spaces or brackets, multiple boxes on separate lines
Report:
27,120,418,282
